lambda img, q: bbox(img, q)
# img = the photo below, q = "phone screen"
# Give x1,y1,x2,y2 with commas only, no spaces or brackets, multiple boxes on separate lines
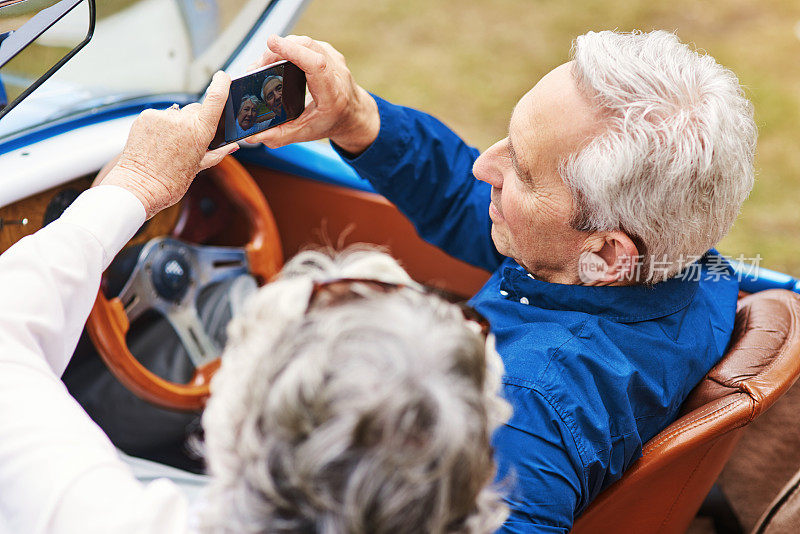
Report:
208,60,306,150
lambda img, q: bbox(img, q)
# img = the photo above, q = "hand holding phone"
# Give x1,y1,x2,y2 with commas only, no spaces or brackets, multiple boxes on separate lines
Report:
238,35,380,154
208,60,306,150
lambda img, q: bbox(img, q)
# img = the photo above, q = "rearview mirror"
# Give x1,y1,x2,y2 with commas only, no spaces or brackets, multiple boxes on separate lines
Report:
0,0,95,121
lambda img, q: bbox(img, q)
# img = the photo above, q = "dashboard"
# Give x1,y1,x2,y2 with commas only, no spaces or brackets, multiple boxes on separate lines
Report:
0,175,184,256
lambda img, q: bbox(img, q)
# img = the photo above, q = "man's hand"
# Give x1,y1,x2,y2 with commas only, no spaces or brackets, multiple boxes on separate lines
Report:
243,34,380,155
98,71,237,219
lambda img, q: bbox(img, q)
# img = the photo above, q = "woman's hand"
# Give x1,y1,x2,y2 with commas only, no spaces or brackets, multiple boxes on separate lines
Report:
98,71,237,219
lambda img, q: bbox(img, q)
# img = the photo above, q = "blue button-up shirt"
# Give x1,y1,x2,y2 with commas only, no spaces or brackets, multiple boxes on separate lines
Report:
333,96,739,532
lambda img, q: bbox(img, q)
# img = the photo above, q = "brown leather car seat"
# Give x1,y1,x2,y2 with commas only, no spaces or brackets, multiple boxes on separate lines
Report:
570,289,800,534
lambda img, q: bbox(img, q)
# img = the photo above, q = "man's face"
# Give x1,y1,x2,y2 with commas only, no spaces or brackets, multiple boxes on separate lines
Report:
263,79,283,112
237,99,257,130
472,62,604,283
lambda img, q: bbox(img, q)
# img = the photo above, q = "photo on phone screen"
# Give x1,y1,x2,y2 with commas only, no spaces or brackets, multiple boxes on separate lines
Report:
208,60,306,150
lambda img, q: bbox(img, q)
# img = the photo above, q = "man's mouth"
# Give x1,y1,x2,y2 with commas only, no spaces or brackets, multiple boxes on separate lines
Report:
489,202,504,221
489,189,504,221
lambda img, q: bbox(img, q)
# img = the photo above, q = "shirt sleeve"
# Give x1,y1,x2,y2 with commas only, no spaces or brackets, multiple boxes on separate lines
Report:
493,383,587,533
331,95,506,272
0,185,190,534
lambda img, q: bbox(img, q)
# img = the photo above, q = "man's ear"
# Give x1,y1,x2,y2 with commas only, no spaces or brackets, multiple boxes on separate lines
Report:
579,232,640,285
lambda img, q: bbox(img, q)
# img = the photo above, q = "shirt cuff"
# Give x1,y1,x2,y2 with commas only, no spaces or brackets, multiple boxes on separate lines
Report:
329,94,412,185
59,185,147,269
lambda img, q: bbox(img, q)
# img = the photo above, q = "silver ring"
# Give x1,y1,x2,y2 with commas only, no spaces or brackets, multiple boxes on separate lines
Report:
169,103,180,111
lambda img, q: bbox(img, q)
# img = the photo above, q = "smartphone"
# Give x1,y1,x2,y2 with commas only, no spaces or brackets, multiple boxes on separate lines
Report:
208,60,306,150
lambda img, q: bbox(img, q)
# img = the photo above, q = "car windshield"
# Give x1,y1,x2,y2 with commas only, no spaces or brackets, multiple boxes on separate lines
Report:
0,0,271,140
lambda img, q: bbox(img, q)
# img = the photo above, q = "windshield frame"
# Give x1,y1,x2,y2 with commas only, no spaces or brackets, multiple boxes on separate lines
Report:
0,0,291,147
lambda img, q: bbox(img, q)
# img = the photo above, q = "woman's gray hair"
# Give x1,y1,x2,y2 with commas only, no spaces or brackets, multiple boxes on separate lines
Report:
238,94,261,114
564,30,757,282
200,247,510,533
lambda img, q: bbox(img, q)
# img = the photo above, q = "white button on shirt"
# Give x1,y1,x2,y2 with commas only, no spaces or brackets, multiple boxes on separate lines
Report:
0,186,190,534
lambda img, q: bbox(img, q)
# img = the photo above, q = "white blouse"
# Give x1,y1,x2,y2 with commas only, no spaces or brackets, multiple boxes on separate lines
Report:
0,186,190,534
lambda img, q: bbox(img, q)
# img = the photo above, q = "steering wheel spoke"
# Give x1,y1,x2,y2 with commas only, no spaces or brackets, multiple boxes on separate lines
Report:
165,304,221,367
118,265,158,325
190,244,249,287
120,290,150,324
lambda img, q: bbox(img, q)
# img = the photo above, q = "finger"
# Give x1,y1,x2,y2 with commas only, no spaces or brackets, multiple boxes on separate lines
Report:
284,34,329,56
198,71,231,133
246,103,320,147
251,49,283,70
199,143,239,170
247,33,305,71
245,101,316,144
246,61,264,73
247,34,322,82
266,34,327,77
181,102,202,116
316,40,345,62
268,36,339,109
283,36,345,79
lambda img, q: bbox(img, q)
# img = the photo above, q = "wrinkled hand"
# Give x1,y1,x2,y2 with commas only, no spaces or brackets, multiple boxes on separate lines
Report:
244,34,380,155
98,71,237,219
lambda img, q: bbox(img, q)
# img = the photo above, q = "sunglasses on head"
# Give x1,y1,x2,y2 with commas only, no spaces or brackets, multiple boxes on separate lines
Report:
306,278,491,337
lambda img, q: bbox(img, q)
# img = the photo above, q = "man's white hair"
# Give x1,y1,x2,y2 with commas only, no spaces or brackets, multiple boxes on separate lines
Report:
261,75,283,101
563,30,756,282
200,247,510,533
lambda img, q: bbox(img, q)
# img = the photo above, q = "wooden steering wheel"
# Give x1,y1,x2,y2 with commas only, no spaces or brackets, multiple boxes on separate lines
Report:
87,156,283,411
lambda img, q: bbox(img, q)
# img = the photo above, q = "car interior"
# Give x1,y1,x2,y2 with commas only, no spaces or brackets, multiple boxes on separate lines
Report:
0,153,494,471
5,1,800,533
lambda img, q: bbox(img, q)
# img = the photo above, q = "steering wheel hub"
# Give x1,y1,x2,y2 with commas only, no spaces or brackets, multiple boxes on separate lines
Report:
151,247,192,303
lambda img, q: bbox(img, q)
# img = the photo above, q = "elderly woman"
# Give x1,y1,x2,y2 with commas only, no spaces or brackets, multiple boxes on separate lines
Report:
0,73,509,533
201,248,509,533
232,94,262,138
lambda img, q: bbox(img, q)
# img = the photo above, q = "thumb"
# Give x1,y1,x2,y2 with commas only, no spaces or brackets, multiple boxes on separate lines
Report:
198,71,231,133
200,143,239,171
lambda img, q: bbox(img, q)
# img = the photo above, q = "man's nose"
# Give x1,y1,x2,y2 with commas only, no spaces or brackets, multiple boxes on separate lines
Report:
472,139,506,188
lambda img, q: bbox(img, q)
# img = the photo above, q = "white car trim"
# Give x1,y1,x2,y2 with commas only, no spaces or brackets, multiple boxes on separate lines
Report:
0,0,311,209
0,115,135,207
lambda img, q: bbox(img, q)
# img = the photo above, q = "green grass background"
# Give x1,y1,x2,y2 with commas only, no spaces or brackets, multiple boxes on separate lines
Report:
295,0,800,276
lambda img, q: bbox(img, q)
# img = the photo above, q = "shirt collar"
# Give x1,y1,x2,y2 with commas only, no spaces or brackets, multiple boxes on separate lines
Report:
499,261,700,323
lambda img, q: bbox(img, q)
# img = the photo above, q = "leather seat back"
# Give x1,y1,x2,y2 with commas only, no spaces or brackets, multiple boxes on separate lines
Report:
571,289,800,534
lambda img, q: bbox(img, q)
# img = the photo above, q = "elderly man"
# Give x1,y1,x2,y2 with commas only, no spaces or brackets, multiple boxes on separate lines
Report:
261,74,286,125
249,30,756,531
